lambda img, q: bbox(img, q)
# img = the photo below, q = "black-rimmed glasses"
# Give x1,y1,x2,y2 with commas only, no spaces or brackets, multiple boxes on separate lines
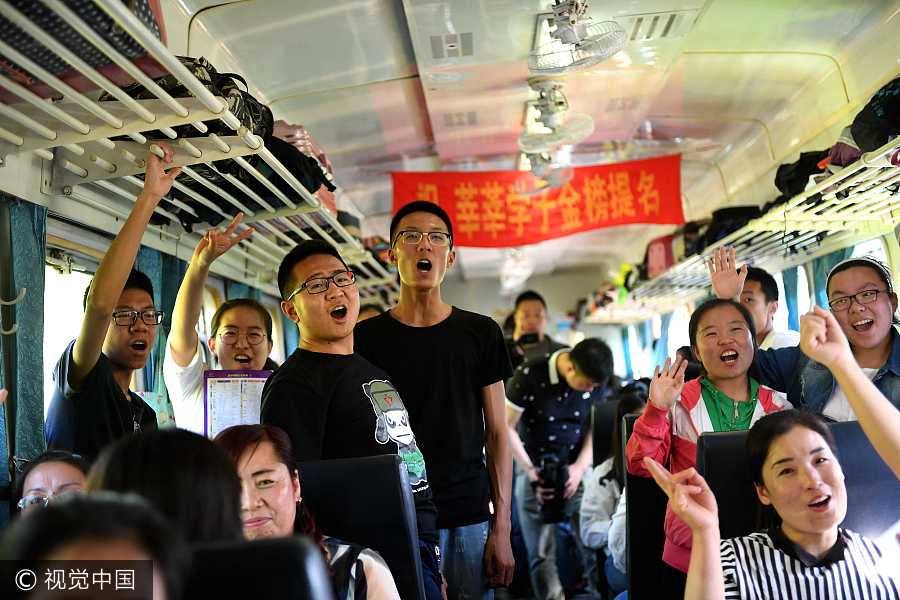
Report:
112,309,164,326
828,289,887,311
286,271,356,300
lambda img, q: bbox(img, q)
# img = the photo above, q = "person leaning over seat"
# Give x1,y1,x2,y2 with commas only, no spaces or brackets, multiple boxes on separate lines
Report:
644,410,900,600
215,424,402,600
708,246,900,418
44,144,181,460
163,213,278,434
625,298,790,600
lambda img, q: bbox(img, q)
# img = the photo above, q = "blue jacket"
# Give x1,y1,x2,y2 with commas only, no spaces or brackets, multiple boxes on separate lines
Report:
751,327,900,413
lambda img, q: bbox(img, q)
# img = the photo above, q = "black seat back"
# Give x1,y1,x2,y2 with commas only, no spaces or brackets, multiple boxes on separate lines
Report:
186,536,334,599
697,421,900,540
623,414,668,598
300,455,425,600
592,400,618,465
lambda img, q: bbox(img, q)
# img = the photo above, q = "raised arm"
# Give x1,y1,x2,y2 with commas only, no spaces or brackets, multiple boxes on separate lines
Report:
643,458,724,600
70,145,181,389
169,214,254,367
482,380,515,587
706,246,747,302
801,305,900,478
625,358,686,476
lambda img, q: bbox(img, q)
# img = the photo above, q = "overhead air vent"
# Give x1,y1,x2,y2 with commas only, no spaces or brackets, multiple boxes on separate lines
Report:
443,111,478,128
430,32,474,60
622,10,700,42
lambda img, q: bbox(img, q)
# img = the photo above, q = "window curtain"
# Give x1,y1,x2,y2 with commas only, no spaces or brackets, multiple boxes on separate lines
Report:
813,248,853,308
136,247,187,427
621,326,633,380
638,320,652,353
782,266,801,331
282,313,299,356
653,312,674,367
225,279,261,301
0,196,47,525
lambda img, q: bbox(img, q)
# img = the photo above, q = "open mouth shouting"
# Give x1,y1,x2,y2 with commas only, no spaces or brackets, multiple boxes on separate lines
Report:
719,349,739,366
851,318,874,332
416,259,433,272
329,304,348,321
129,340,149,353
807,494,832,512
233,353,253,365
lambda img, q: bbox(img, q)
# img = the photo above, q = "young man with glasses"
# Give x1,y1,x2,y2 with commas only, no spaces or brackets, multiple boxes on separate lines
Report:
708,247,900,418
164,213,275,434
354,201,515,598
45,145,181,459
261,239,443,600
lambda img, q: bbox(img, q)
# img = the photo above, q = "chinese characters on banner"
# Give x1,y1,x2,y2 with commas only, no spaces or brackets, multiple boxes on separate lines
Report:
391,154,683,248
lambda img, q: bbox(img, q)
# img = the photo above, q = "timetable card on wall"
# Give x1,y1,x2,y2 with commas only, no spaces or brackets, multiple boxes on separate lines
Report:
203,370,273,438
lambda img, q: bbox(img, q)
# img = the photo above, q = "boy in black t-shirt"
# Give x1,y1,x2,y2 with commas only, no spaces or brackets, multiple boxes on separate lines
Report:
261,240,442,600
355,201,515,598
45,145,182,460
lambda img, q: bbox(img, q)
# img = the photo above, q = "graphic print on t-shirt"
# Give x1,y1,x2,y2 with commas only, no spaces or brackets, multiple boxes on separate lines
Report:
362,379,428,487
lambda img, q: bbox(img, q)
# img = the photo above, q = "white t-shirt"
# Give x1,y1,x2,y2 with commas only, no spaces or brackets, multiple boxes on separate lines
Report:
759,329,800,350
823,367,878,422
162,338,210,435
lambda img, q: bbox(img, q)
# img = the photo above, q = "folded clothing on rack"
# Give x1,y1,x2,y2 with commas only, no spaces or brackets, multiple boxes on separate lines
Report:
0,0,168,103
851,76,900,153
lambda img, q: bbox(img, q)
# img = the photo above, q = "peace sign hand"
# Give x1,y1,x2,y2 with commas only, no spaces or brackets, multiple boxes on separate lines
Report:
706,246,747,301
649,357,688,411
194,213,255,269
644,457,719,534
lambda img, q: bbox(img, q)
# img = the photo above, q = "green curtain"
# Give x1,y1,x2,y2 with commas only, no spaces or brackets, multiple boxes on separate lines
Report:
0,196,47,525
813,248,853,307
282,313,299,356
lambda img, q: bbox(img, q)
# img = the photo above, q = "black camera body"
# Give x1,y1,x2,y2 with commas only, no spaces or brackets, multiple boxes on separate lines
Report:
536,453,569,524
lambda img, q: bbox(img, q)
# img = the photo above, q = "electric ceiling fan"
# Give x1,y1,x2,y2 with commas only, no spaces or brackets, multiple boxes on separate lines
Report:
529,0,628,75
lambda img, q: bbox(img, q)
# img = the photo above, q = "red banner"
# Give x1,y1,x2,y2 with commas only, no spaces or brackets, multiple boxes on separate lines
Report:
391,154,683,248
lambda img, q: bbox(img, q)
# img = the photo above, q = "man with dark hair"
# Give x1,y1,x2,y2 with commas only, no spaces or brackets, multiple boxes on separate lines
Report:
507,290,566,369
45,146,181,459
261,239,443,600
355,200,515,598
741,266,800,350
164,213,277,434
505,338,613,600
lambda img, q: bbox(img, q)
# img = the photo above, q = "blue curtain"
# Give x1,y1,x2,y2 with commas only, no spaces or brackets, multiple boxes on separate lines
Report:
136,247,187,426
226,279,261,301
621,326,633,379
0,196,47,525
813,248,853,307
653,312,674,367
782,266,801,330
638,320,652,353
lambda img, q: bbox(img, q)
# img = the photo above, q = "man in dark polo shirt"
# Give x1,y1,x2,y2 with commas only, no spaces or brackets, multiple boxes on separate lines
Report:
506,338,613,600
45,146,181,460
506,290,567,370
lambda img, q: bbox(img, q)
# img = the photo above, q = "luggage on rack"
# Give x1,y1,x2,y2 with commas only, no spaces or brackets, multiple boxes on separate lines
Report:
774,149,829,198
0,0,168,103
703,206,760,248
851,76,900,153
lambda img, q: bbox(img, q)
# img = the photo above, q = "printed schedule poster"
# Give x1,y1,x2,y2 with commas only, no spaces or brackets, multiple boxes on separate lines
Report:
203,370,272,438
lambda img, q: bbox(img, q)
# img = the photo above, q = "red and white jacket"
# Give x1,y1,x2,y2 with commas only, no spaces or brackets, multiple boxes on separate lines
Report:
625,377,790,573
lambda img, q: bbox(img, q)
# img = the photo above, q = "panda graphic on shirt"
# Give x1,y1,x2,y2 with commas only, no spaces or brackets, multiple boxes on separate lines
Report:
362,379,428,489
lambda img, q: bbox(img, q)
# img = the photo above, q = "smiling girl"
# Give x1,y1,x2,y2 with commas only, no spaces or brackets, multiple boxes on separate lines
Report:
625,299,790,598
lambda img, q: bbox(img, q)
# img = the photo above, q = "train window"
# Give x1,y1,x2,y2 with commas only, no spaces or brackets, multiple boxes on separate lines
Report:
262,300,286,365
666,305,691,360
773,272,789,332
851,238,887,263
42,266,92,416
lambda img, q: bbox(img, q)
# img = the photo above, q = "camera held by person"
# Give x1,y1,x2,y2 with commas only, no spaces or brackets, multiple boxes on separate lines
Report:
535,453,569,524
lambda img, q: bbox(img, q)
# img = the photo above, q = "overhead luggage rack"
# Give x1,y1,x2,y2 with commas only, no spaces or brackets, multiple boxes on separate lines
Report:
629,136,900,310
0,0,397,299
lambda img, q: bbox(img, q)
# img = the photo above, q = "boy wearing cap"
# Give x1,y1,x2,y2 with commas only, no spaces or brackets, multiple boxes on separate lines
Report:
261,240,442,600
708,246,900,417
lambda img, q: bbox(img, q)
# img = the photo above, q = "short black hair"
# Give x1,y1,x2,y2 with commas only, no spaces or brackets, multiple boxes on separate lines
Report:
569,338,613,386
88,429,243,544
745,266,779,303
276,240,348,300
514,290,548,311
0,493,188,600
210,298,273,339
83,268,154,310
389,201,454,247
688,298,758,354
14,450,90,514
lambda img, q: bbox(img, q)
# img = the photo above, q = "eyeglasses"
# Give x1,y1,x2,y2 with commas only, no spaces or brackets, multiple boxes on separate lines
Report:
286,270,356,300
828,289,887,311
16,489,79,511
393,230,451,247
218,330,267,346
112,309,164,326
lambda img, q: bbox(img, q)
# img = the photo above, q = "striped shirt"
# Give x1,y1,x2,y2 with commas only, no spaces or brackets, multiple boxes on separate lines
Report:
721,529,900,599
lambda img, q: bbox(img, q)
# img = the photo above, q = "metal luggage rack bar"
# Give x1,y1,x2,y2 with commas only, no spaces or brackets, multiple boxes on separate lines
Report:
629,136,900,307
0,0,398,298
